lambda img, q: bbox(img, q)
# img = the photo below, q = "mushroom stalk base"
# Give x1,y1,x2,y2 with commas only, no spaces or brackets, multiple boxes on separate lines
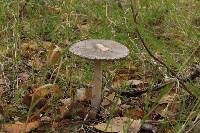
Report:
91,60,102,109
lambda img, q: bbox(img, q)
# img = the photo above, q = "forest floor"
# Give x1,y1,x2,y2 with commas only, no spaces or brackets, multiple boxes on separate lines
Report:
0,0,200,133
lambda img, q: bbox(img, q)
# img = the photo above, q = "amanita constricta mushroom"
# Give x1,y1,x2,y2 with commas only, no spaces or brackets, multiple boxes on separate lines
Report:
69,39,129,110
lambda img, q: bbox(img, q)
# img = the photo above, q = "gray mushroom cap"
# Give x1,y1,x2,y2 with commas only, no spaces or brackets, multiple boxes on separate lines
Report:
69,39,129,60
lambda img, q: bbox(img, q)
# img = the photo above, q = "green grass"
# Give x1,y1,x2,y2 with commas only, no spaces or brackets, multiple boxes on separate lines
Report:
0,0,200,132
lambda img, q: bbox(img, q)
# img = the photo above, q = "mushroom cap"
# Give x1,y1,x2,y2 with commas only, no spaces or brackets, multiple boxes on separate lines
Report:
69,39,129,60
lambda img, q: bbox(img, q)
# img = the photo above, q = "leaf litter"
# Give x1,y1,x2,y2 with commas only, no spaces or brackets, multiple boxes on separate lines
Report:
94,117,141,133
1,120,40,133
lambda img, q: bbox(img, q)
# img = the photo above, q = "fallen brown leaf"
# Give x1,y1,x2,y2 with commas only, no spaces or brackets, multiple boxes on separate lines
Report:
159,94,177,104
94,117,141,133
23,84,61,107
59,98,72,117
151,90,179,121
113,67,137,82
2,120,39,133
58,101,88,120
33,84,61,98
101,92,116,106
123,107,144,120
112,79,147,89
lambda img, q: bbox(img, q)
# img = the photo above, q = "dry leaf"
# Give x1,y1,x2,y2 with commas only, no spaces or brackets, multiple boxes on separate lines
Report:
101,92,116,106
125,80,148,88
2,120,39,133
160,98,179,121
23,84,61,107
152,92,179,121
60,98,72,106
33,84,61,98
112,79,147,89
113,67,137,82
159,94,177,104
94,117,141,133
58,101,88,119
61,98,72,109
123,108,144,120
59,98,72,117
33,84,53,98
126,80,143,85
129,119,142,133
100,97,121,118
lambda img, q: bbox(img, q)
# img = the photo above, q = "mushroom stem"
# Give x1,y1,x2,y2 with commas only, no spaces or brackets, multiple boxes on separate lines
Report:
92,60,102,109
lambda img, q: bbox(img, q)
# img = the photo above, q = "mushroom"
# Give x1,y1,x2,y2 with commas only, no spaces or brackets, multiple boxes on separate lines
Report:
69,39,129,111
